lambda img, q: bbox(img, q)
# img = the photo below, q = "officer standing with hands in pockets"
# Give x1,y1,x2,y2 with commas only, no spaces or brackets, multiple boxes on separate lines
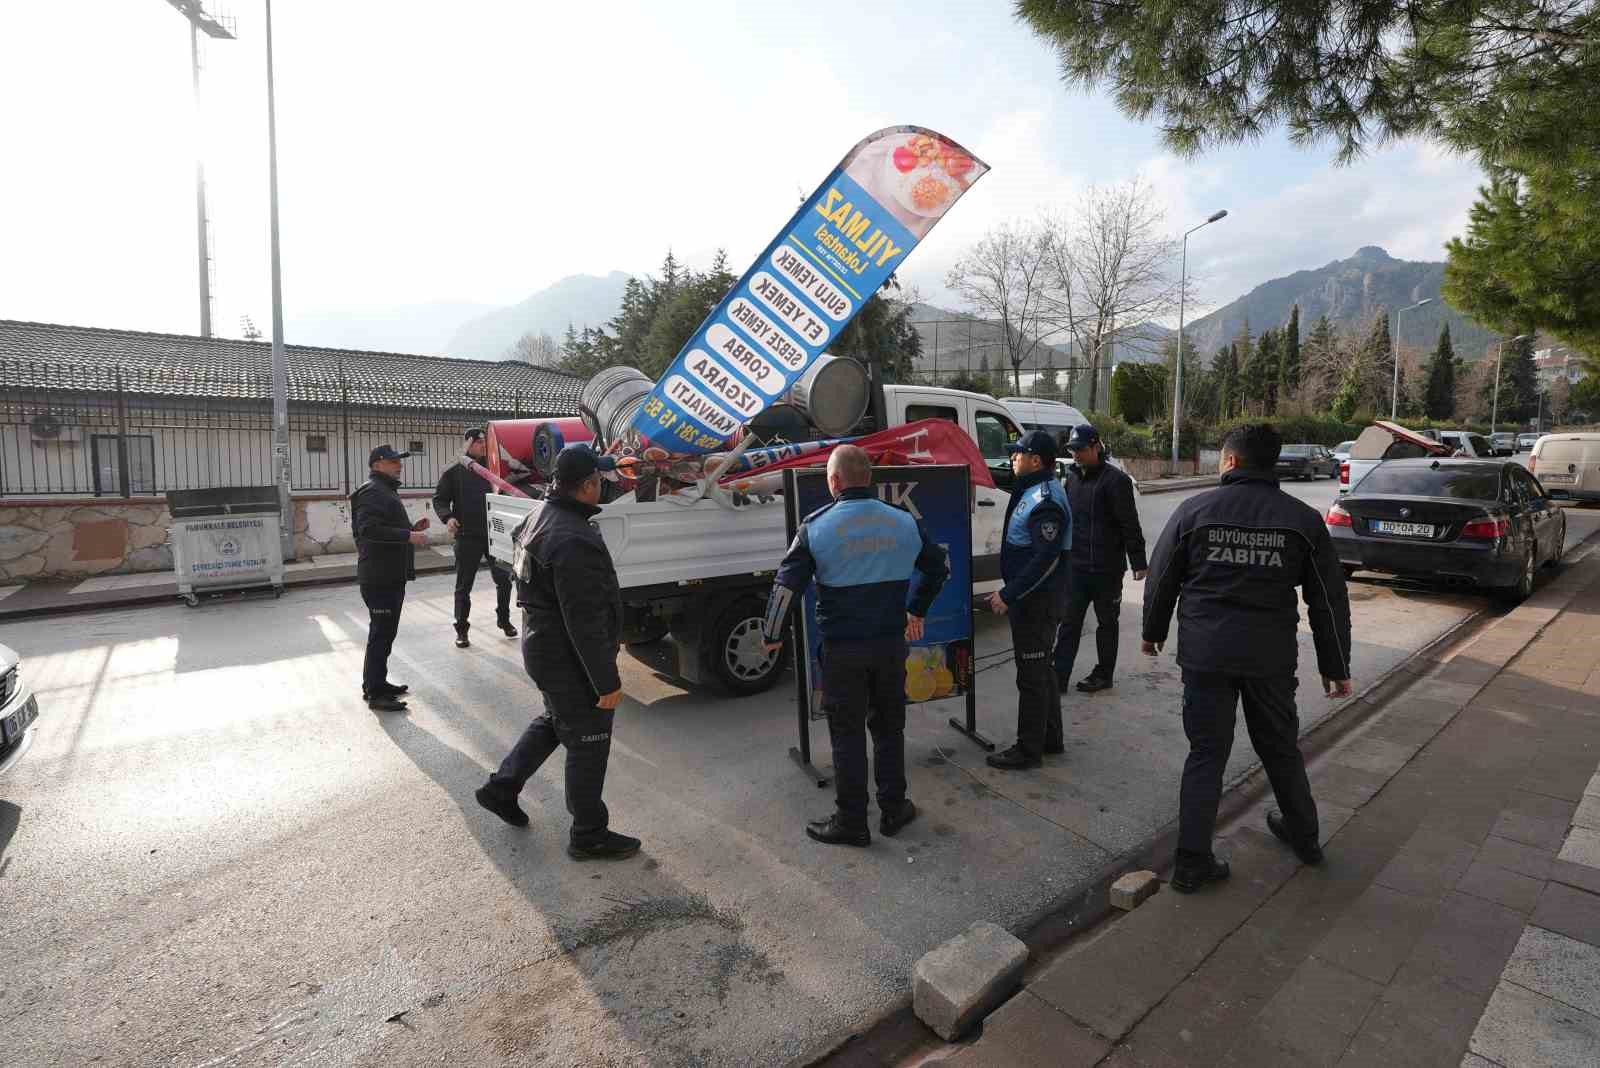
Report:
986,430,1070,771
1141,423,1352,893
761,445,948,847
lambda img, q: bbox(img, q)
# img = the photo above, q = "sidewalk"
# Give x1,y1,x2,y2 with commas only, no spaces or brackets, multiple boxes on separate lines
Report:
933,553,1600,1067
1133,474,1219,495
0,547,459,621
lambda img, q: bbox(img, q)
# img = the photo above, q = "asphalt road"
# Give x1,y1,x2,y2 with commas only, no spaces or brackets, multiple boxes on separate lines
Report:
2,481,1596,1067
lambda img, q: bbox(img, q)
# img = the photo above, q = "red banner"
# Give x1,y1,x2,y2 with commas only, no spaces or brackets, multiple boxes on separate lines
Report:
716,418,994,490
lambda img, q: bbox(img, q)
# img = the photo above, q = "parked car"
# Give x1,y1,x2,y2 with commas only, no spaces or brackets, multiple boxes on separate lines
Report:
1434,430,1495,458
1529,433,1600,502
0,643,40,778
1517,433,1540,452
1332,440,1357,465
1276,443,1339,480
1328,459,1566,601
1489,432,1517,456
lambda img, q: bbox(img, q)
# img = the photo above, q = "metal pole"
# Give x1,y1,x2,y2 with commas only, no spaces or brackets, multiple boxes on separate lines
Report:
1391,309,1402,420
190,23,212,337
265,0,293,559
114,367,132,498
1172,232,1187,474
1492,339,1504,432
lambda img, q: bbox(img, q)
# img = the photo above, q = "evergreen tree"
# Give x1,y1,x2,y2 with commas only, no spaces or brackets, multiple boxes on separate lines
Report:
1255,329,1282,414
1423,324,1458,419
1213,343,1238,420
1331,348,1366,423
1364,311,1395,413
1280,304,1301,401
1301,313,1338,405
1480,333,1540,426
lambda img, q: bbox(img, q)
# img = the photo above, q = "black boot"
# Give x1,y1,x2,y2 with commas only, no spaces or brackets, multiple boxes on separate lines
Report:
1076,673,1112,693
880,800,918,837
567,831,642,861
367,694,408,713
455,627,470,649
499,619,519,638
1268,811,1325,866
474,786,529,827
1171,853,1231,894
986,745,1041,770
806,815,870,847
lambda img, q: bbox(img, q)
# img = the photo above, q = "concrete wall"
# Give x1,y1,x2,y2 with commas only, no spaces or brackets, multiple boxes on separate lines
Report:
0,493,449,583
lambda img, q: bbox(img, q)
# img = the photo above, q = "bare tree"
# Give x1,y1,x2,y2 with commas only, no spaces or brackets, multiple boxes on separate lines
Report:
507,331,560,367
945,221,1056,395
1548,376,1571,425
1037,180,1185,411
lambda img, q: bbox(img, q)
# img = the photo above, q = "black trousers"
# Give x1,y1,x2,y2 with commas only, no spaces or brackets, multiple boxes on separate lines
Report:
452,534,512,630
484,639,613,845
1009,592,1062,758
1053,568,1123,680
360,583,406,693
1178,669,1319,858
820,635,908,831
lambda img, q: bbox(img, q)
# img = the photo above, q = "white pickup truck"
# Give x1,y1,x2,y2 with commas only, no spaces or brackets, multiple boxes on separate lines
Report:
486,384,1028,695
1339,421,1455,495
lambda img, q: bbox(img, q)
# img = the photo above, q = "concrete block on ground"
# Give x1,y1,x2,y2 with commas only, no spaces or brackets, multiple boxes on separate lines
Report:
1110,870,1159,911
1468,980,1600,1068
913,921,1029,1041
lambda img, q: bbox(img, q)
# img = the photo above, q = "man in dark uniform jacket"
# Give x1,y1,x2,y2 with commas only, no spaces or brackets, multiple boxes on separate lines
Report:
986,430,1071,771
351,445,430,712
761,445,949,847
1052,423,1147,693
1142,423,1353,893
433,427,516,649
475,444,641,861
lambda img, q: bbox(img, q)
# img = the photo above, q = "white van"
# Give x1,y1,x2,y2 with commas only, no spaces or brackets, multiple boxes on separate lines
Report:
1530,433,1600,501
1000,397,1089,442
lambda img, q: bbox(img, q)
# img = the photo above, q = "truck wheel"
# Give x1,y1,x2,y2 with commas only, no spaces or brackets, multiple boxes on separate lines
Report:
707,596,788,695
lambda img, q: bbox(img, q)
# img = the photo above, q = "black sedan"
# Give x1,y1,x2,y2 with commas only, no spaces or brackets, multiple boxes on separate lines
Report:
1327,459,1566,601
1276,444,1339,480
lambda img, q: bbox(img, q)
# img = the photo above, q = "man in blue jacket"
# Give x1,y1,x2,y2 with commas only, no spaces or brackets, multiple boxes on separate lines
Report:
762,445,949,846
986,430,1071,770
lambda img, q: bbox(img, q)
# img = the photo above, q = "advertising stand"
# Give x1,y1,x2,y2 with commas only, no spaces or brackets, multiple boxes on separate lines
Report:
783,464,980,786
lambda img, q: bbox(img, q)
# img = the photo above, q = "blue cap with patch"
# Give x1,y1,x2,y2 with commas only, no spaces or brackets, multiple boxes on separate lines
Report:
1005,429,1057,462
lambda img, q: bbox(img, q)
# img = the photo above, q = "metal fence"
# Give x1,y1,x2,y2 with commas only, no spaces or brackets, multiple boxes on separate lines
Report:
910,316,1124,411
0,360,572,498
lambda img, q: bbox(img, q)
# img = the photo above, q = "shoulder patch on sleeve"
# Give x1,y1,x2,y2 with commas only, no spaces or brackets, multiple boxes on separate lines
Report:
1040,519,1060,543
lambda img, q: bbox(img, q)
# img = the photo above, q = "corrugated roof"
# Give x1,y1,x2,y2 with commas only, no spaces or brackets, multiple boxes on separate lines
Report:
0,320,585,412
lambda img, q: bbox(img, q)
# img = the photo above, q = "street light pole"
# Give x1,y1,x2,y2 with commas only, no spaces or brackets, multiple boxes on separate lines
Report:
264,0,293,560
1491,333,1532,434
1172,209,1228,475
1391,298,1432,420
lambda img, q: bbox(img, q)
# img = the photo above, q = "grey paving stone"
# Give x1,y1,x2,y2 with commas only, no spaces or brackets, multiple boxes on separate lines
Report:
943,991,1110,1068
1457,859,1547,915
1312,883,1441,985
1573,795,1600,831
1477,835,1555,881
1407,892,1529,996
1491,810,1571,852
1502,926,1600,1019
1312,762,1393,810
1468,981,1600,1068
1367,714,1447,750
1390,695,1467,730
1110,871,1160,912
1549,858,1600,897
1532,882,1600,948
1330,734,1418,778
1557,827,1600,870
1411,679,1483,707
912,920,1029,1041
1374,831,1479,900
1244,956,1384,1068
1337,962,1487,1068
1029,930,1182,1041
1506,789,1578,825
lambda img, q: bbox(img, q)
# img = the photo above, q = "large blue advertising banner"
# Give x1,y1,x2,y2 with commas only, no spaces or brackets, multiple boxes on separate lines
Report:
630,128,988,455
786,465,973,718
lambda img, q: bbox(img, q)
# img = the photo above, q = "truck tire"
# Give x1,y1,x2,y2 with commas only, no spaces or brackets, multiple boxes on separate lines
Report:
706,595,788,695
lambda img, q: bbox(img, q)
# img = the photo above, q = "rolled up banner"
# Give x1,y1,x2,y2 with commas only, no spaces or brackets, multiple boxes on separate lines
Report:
628,127,988,455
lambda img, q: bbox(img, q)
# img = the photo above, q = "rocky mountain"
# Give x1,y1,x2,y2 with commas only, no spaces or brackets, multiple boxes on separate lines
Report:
444,272,630,360
1184,246,1495,363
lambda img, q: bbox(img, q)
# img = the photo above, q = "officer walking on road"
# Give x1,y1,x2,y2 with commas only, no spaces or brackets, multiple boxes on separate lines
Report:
433,427,517,649
986,430,1070,771
761,445,948,847
1142,423,1352,893
475,443,641,861
1052,424,1147,693
352,445,430,712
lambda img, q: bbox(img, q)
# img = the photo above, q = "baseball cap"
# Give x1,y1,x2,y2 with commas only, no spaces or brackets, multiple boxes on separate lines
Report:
554,443,618,483
1063,423,1101,451
463,427,485,442
1005,429,1057,462
369,444,411,464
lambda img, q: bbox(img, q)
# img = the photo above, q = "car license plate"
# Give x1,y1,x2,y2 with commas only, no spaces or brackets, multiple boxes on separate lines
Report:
1372,520,1435,537
2,696,37,744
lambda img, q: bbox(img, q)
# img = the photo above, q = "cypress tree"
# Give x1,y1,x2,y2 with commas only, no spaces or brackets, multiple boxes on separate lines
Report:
1423,324,1458,419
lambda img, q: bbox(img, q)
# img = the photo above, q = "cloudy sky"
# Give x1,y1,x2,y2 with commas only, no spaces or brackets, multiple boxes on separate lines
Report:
0,0,1487,345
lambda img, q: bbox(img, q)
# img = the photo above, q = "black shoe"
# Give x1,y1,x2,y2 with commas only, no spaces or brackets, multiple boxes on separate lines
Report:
1043,741,1066,756
806,815,871,847
474,785,529,827
1267,811,1325,866
880,800,918,838
986,745,1041,770
373,681,408,697
499,620,519,638
455,630,470,649
567,831,642,861
1076,674,1113,693
1170,854,1231,894
367,695,408,713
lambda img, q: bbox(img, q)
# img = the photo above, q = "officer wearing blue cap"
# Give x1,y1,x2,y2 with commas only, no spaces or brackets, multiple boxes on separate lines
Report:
351,444,430,712
985,429,1071,770
476,443,643,861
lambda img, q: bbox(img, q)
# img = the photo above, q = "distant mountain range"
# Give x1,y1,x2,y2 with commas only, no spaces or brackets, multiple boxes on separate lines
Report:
444,272,630,359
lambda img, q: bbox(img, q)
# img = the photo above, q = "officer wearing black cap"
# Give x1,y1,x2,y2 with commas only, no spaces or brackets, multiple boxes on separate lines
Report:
476,443,642,861
1052,423,1147,693
759,444,949,847
1142,423,1352,893
986,429,1071,770
352,444,430,712
433,427,516,649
